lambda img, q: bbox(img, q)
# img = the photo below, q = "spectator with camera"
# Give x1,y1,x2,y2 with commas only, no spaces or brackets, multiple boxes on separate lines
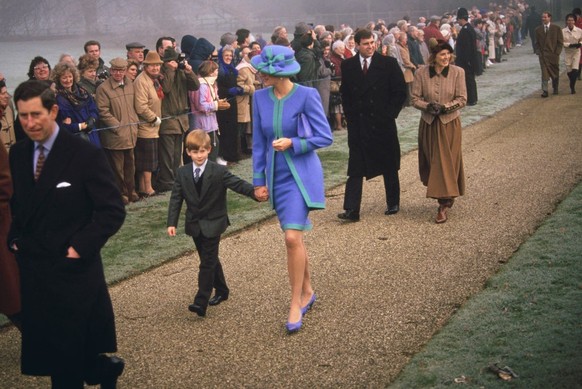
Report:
83,40,110,81
155,47,200,193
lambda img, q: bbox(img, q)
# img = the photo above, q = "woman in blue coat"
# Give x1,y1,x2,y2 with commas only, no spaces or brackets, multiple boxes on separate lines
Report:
52,62,101,147
251,46,333,333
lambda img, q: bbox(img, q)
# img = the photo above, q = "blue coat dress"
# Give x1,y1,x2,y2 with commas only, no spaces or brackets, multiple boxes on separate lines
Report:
252,84,332,230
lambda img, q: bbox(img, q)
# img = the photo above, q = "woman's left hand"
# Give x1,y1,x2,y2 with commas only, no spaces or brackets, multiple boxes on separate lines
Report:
272,137,292,151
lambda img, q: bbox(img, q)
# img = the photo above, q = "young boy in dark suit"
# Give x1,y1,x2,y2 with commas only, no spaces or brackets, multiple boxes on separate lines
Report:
167,130,266,317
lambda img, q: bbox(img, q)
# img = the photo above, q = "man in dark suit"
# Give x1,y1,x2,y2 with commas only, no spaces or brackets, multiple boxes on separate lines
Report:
8,80,126,388
167,130,261,317
338,29,407,222
535,11,564,97
456,7,479,106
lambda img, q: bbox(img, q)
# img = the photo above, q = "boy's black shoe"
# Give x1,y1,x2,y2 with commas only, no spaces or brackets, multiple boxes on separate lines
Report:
188,304,206,317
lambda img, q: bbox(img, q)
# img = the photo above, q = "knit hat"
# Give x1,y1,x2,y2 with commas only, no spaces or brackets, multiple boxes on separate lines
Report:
180,35,197,56
109,57,128,69
220,32,236,47
457,7,469,21
142,51,163,65
162,47,179,62
250,45,300,76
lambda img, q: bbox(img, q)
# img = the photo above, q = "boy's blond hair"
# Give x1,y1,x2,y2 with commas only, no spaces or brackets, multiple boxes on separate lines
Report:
185,129,211,151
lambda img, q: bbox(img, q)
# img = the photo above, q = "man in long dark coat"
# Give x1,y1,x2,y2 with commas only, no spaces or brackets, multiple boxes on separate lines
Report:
455,7,479,105
338,29,406,222
8,80,126,388
535,11,564,97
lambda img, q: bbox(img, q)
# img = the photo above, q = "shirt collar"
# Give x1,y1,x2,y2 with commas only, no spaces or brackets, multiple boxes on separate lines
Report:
36,124,59,153
360,54,371,66
429,65,449,78
193,159,208,175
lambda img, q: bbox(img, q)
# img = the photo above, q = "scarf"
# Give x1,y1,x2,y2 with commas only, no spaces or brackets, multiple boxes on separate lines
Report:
56,84,90,107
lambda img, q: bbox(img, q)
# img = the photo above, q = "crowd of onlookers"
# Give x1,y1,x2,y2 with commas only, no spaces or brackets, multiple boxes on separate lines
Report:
2,0,577,205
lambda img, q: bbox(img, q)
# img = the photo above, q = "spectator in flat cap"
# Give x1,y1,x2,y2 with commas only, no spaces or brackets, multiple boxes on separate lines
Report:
126,42,145,67
96,57,140,204
220,32,238,48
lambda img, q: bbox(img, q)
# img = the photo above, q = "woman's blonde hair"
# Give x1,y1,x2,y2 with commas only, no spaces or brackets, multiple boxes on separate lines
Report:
51,61,80,84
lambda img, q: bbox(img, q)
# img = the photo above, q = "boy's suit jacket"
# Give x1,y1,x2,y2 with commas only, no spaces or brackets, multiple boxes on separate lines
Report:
167,160,255,238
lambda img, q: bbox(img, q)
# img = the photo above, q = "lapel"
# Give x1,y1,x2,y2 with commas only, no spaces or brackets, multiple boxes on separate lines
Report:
182,162,199,202
198,161,216,200
23,129,76,225
356,52,381,95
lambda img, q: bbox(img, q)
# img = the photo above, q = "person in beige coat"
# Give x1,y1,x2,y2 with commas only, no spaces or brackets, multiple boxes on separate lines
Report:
134,51,163,196
235,47,258,155
562,13,582,94
397,33,416,106
96,57,139,204
411,41,467,224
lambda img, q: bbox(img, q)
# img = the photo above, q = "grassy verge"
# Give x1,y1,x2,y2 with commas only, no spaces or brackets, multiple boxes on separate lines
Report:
389,182,582,388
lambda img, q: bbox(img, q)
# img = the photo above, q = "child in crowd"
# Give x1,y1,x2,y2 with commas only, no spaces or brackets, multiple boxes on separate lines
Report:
189,60,225,162
166,130,266,317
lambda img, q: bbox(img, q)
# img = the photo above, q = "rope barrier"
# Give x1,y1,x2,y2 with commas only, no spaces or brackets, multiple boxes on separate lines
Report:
87,76,331,134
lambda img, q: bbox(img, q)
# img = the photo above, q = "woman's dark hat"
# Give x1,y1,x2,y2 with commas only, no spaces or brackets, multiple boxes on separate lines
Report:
250,45,300,76
431,39,454,55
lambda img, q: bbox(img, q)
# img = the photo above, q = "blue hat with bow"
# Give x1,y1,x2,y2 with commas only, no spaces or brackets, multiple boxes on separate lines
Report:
250,45,300,77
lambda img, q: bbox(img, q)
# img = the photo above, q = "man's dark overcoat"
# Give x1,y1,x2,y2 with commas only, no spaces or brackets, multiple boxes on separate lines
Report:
8,128,125,376
455,22,479,104
340,52,406,179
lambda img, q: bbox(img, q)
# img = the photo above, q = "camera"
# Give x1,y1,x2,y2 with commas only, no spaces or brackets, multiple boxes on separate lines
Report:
97,68,110,80
177,53,187,70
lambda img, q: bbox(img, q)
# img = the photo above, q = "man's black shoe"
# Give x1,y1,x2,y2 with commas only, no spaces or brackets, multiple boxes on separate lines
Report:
208,295,228,306
188,304,206,317
337,210,360,222
385,205,400,215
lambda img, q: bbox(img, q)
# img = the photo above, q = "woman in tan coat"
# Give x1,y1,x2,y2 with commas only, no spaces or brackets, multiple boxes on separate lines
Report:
411,41,467,223
235,47,258,155
134,52,163,197
397,33,416,106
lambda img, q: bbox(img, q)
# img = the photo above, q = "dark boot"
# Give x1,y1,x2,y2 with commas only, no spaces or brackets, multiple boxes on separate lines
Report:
568,71,577,94
552,78,559,94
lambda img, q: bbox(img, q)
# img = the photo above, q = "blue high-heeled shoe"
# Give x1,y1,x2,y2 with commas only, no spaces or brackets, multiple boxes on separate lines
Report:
286,315,303,334
300,293,317,316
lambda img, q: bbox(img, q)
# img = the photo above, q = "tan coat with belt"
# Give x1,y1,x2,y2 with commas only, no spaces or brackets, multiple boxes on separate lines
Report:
397,42,416,83
134,71,162,138
96,76,138,149
235,63,257,123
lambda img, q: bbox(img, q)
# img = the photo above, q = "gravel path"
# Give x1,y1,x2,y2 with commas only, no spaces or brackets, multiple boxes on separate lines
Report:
1,53,581,388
